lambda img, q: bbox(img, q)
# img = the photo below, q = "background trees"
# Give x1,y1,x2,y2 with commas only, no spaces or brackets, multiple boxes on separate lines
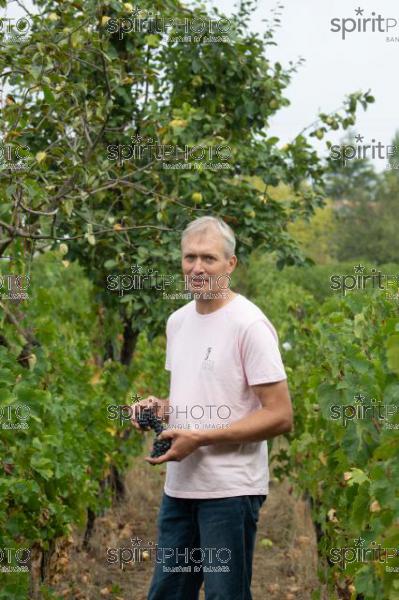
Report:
287,131,399,265
1,1,396,598
0,0,373,363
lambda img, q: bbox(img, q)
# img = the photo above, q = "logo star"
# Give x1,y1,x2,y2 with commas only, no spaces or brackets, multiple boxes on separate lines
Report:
131,537,143,546
131,6,141,18
355,134,364,143
354,264,365,274
131,264,142,274
354,393,365,404
355,7,364,16
354,537,365,547
130,392,142,404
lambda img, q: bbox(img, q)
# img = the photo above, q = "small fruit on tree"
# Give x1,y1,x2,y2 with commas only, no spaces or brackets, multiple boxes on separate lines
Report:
192,192,203,203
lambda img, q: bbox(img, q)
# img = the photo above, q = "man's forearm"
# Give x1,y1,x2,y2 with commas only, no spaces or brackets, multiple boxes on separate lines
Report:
196,407,292,446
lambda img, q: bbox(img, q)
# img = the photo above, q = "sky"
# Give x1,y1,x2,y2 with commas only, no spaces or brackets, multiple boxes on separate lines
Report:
211,0,399,170
3,0,398,170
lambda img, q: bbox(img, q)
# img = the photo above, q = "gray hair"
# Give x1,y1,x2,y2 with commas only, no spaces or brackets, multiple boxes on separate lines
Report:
181,216,236,258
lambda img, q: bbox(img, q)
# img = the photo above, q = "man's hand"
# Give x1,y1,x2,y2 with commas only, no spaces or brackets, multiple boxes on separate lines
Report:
131,395,169,431
144,429,202,465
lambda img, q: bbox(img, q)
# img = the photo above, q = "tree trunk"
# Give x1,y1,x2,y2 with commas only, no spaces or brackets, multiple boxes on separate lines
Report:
82,507,97,550
28,544,42,599
120,315,139,366
109,464,126,501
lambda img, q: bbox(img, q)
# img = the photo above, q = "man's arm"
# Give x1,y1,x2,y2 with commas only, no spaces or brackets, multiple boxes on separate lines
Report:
145,380,293,464
197,379,293,446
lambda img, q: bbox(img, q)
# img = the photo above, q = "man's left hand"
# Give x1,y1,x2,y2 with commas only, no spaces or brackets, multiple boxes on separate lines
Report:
144,429,202,465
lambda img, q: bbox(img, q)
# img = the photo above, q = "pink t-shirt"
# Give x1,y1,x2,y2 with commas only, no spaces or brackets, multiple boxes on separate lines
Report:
163,293,287,499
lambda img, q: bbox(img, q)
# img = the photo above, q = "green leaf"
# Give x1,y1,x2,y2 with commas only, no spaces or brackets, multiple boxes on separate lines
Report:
145,34,160,48
43,85,55,105
346,468,370,487
354,566,377,595
386,335,399,375
351,485,370,527
104,259,118,269
29,65,42,80
30,456,54,480
354,313,367,338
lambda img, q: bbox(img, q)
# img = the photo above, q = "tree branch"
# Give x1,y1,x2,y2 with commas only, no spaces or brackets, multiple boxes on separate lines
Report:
0,219,175,241
0,301,38,346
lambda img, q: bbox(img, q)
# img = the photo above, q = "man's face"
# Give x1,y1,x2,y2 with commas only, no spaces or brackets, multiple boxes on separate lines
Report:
181,229,237,296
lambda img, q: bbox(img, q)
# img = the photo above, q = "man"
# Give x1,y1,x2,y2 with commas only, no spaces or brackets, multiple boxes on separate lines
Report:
132,215,293,600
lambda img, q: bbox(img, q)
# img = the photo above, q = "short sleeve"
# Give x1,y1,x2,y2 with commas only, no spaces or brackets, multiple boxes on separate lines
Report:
240,318,287,385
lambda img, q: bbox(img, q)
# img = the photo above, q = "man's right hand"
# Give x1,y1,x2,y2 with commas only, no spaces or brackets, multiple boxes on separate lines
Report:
130,396,169,431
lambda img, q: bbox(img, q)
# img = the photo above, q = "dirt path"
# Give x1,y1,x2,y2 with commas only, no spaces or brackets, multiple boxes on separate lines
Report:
48,436,326,600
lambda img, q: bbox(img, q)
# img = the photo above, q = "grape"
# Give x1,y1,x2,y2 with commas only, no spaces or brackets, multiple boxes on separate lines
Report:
151,437,172,459
136,407,158,430
136,406,171,461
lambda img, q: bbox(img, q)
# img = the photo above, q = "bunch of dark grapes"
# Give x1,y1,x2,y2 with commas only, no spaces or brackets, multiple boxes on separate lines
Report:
151,438,172,459
136,407,171,460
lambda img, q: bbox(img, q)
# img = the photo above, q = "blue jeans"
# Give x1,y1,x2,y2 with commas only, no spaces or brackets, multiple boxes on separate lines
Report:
147,493,267,600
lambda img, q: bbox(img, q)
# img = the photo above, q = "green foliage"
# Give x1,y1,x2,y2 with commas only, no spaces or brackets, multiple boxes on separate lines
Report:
244,255,399,599
287,200,339,264
325,133,399,265
0,2,388,597
0,0,374,344
236,253,399,304
234,252,316,341
130,332,169,399
0,251,142,596
336,170,399,264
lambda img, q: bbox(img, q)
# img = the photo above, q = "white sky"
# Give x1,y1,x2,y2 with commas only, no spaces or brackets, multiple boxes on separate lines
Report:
3,0,398,170
212,0,399,170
